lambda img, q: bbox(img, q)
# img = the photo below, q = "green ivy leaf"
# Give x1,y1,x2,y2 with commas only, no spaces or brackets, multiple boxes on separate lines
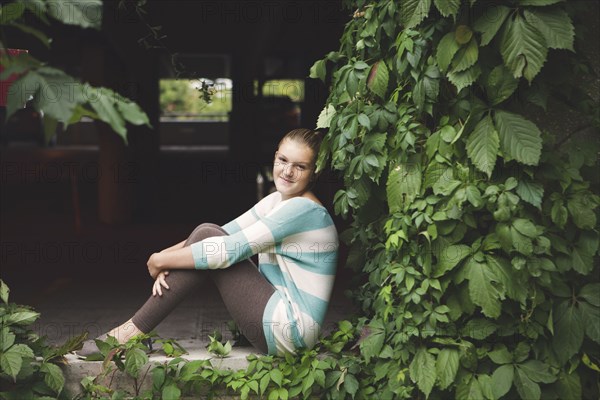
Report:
116,99,150,127
0,2,25,23
491,364,514,399
40,362,65,395
434,244,471,277
478,375,495,400
466,115,499,178
359,321,385,363
433,0,460,17
514,366,541,400
489,344,513,364
400,0,432,29
567,192,598,230
512,219,538,238
270,369,283,386
10,344,34,358
571,245,593,275
462,257,504,318
309,59,327,82
474,5,510,46
554,371,581,400
47,0,103,29
162,383,181,400
316,104,336,129
260,372,271,395
358,113,371,129
451,39,479,73
86,85,127,141
551,201,568,228
461,318,498,339
6,67,84,124
500,13,548,82
179,360,204,381
367,61,389,99
517,360,556,383
455,25,473,45
387,162,422,213
0,347,22,381
516,180,544,209
152,366,166,390
0,280,9,304
579,283,600,307
344,374,359,398
437,32,460,72
124,348,148,378
0,328,15,352
486,65,519,105
487,254,527,304
524,8,574,51
4,310,40,325
447,65,481,92
580,302,600,344
435,349,459,390
409,347,436,398
553,300,584,364
456,374,485,400
494,110,542,166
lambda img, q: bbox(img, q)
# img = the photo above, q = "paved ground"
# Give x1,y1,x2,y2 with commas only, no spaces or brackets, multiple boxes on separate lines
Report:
27,273,355,349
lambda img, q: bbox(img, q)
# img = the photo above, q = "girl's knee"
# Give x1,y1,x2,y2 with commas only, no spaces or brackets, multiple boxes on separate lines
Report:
186,223,227,245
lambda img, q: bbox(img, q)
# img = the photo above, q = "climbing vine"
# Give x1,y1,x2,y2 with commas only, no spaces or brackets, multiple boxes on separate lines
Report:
310,0,599,398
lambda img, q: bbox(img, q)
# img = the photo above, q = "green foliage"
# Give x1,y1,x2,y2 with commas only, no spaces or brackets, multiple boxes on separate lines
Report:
76,320,367,400
206,332,232,358
0,0,150,144
309,0,599,398
0,279,86,399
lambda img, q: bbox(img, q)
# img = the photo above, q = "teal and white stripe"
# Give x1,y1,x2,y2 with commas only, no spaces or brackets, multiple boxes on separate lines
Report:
190,192,339,355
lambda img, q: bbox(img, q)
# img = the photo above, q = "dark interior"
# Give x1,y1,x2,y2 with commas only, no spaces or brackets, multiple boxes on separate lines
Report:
1,1,356,305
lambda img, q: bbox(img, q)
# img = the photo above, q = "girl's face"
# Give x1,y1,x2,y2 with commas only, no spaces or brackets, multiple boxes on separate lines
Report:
273,139,315,200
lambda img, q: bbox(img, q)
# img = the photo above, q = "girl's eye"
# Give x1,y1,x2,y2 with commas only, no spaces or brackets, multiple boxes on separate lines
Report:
297,166,306,171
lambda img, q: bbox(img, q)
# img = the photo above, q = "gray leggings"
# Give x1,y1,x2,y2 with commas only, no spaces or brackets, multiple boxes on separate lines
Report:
131,223,275,354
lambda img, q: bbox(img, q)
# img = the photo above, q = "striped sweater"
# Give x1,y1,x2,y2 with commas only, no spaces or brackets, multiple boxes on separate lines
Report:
190,191,339,355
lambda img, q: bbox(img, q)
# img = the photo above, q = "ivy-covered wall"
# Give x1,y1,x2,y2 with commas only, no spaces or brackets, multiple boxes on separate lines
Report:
310,0,599,398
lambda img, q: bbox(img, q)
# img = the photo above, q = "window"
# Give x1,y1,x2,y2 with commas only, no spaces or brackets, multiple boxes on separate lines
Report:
159,78,232,122
159,54,231,148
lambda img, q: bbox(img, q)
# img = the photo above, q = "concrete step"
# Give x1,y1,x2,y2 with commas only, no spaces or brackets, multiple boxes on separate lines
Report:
62,339,255,397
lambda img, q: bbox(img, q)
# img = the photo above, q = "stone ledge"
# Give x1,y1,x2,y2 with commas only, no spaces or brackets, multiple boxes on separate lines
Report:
62,340,255,397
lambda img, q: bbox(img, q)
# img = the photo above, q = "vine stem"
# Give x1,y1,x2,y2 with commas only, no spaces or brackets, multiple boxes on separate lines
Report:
137,364,153,395
553,124,595,150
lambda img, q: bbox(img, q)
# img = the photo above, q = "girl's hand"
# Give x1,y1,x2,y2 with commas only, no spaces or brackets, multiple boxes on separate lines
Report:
152,271,170,296
147,253,163,279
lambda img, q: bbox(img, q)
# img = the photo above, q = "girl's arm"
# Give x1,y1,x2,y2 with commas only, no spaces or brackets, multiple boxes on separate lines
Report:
147,247,194,278
159,240,186,253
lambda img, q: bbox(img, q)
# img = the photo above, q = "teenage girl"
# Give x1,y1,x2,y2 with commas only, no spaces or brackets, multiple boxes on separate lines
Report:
78,128,339,356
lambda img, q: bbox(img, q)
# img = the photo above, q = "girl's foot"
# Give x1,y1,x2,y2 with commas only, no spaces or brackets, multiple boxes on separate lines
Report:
75,319,145,358
107,319,144,344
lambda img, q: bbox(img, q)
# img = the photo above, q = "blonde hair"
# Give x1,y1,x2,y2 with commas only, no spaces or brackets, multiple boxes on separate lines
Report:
277,128,324,187
277,128,323,165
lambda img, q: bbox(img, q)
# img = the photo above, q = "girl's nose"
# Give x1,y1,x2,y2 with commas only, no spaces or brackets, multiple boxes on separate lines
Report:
283,165,295,177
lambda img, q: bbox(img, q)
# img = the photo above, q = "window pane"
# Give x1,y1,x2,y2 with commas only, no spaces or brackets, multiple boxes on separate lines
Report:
261,80,304,102
159,78,232,122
